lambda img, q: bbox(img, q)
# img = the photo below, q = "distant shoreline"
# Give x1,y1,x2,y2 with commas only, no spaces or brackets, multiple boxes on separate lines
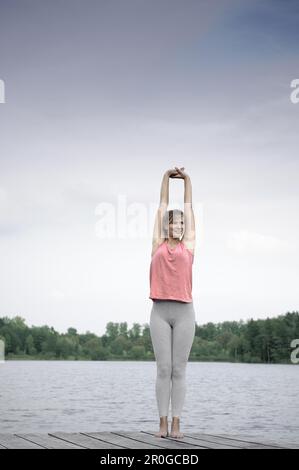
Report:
2,355,295,365
1,312,299,365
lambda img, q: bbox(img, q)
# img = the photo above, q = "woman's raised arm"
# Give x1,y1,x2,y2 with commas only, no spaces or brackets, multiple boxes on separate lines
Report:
174,167,196,254
151,168,184,257
151,171,170,256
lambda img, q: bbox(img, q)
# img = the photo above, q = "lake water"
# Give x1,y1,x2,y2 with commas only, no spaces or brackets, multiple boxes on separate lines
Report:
0,360,298,446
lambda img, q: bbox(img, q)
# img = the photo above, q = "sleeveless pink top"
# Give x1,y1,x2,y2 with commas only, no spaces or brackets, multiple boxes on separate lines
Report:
149,240,194,303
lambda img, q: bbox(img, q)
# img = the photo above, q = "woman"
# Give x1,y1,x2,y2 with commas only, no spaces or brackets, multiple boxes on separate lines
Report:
149,166,196,439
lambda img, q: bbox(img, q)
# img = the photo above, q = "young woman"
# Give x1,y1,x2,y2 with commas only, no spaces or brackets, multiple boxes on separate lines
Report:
149,166,196,439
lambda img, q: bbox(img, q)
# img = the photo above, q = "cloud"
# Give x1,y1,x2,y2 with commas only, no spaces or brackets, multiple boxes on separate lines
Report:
226,229,291,254
50,289,67,301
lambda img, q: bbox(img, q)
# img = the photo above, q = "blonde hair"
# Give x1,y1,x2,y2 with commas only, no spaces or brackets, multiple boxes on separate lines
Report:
162,209,184,239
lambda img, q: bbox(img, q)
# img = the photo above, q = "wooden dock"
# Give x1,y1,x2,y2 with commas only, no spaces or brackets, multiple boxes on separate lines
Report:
0,431,297,449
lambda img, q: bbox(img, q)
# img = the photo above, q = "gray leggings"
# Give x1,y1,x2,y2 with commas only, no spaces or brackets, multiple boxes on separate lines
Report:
149,299,196,418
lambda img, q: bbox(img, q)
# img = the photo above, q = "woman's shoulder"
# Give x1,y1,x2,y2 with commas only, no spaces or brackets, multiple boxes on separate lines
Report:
181,239,195,257
151,238,166,258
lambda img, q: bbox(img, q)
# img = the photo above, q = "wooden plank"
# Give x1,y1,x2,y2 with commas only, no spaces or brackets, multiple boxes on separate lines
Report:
16,433,83,449
83,432,162,449
0,431,296,449
142,431,235,449
0,434,44,449
214,433,299,449
203,433,287,449
112,431,203,449
185,433,247,448
50,432,124,449
184,433,272,449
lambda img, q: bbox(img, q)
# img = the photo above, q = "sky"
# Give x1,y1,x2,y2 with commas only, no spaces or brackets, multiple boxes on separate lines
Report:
0,0,298,335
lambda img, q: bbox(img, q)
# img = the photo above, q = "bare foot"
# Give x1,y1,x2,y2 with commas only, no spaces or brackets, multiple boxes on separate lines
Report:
154,417,168,438
170,417,184,439
154,430,168,438
169,430,184,439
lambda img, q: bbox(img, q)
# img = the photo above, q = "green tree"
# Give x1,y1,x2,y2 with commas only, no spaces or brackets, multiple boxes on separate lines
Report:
130,345,145,359
25,334,36,355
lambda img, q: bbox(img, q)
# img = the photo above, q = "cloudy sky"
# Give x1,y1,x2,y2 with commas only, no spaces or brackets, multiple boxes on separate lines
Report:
0,0,298,335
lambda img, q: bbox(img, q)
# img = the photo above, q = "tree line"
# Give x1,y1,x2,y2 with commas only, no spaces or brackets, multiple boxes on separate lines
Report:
0,311,298,363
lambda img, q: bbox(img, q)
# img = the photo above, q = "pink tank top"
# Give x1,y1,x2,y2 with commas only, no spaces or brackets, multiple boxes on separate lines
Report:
149,240,194,303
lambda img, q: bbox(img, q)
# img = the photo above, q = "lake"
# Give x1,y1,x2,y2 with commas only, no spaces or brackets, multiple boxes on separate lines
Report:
0,360,298,446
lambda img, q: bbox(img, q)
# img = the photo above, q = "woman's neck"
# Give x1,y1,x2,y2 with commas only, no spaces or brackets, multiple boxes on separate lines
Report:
166,237,181,247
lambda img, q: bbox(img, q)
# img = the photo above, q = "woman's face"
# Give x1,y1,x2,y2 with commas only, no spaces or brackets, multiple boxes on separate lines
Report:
169,215,184,239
